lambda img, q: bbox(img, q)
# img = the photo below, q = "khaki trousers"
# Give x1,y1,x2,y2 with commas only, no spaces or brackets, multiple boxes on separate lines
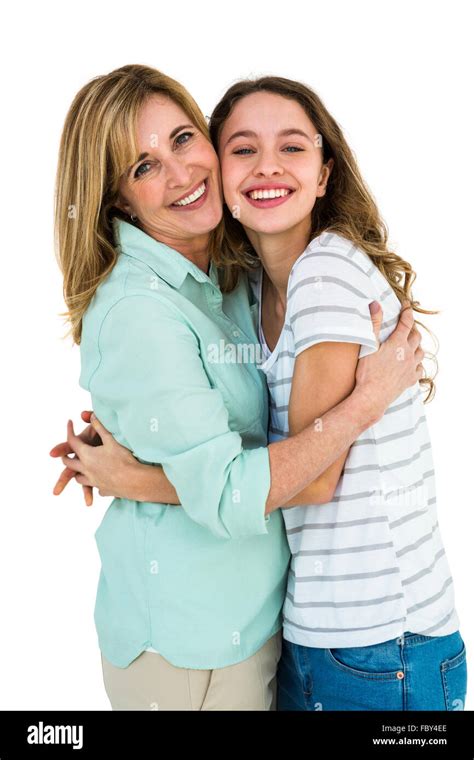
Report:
100,630,282,711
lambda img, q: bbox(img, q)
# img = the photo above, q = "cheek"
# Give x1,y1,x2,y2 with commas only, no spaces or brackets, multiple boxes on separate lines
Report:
220,159,241,202
295,166,320,205
138,179,167,212
198,142,220,172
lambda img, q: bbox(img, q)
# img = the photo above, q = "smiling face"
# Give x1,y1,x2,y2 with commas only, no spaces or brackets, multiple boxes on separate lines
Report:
117,95,223,250
218,92,333,239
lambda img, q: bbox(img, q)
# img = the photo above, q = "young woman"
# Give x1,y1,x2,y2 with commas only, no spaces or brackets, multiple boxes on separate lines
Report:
209,76,467,711
51,65,423,711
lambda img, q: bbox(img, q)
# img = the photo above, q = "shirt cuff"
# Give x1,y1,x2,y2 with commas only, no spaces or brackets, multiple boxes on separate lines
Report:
226,444,272,537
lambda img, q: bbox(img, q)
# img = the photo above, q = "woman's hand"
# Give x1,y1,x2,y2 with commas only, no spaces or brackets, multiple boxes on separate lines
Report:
50,411,101,506
51,410,180,506
355,299,424,424
54,414,143,501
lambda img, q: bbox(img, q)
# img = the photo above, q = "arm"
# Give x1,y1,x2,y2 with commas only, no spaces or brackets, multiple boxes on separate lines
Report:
63,299,423,518
62,376,362,509
279,341,360,507
273,243,387,509
86,294,273,539
86,295,375,524
262,303,424,513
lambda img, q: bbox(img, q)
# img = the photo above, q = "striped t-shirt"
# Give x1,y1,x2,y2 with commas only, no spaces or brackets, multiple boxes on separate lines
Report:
248,231,460,648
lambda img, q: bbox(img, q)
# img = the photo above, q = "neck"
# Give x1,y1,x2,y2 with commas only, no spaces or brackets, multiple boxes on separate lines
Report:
246,218,312,307
141,224,211,274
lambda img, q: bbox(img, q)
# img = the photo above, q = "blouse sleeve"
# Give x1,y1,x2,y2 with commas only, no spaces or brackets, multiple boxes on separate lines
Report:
88,294,271,540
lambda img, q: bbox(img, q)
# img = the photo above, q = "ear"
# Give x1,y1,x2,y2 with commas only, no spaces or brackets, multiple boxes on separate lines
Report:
316,158,334,197
115,197,132,215
113,184,135,216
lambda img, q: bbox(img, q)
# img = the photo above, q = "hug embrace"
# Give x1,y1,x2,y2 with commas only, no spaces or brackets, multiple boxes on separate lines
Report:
50,64,467,711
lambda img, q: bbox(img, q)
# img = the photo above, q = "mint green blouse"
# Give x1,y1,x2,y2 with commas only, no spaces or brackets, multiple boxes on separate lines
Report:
79,218,291,669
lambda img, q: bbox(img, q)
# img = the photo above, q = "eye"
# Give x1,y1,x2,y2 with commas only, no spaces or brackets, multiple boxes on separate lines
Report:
232,147,255,155
175,131,194,146
134,161,152,179
283,145,304,153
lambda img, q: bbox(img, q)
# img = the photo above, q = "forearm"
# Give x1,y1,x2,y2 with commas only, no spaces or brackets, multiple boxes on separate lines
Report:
279,454,348,508
264,387,377,514
279,479,332,508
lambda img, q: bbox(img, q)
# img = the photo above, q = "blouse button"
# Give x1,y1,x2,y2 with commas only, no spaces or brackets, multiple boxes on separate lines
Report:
232,330,240,337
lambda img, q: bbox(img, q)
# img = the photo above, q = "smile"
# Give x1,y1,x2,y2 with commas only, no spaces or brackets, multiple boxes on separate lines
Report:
171,179,208,208
248,188,291,200
243,185,295,209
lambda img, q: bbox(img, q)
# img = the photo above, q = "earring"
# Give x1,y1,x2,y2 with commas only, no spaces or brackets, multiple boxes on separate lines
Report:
130,213,137,221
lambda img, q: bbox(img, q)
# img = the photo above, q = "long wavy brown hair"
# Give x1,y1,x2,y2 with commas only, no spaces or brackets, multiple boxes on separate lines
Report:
54,64,223,345
209,76,438,402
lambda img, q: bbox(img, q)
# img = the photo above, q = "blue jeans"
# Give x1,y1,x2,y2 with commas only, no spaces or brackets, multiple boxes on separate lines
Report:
277,630,467,710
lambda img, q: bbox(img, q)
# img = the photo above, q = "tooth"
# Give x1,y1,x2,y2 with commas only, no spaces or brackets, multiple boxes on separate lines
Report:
173,182,206,206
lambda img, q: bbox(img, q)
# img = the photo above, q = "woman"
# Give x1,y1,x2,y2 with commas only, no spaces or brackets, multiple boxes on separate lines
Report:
52,64,423,711
210,76,467,711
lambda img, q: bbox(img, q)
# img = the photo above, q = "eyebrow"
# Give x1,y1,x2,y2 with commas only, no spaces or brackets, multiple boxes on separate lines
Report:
127,124,195,177
224,128,312,147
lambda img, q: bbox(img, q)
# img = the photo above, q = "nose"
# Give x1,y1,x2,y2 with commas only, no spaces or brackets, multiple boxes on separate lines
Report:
252,148,284,178
165,155,193,188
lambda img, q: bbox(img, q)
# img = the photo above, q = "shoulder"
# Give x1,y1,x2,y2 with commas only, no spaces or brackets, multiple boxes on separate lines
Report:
80,258,195,391
288,232,378,303
81,291,194,387
293,232,375,278
86,255,185,329
81,262,191,368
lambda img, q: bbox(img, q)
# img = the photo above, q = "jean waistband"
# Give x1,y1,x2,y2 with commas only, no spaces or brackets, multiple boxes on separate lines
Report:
397,630,459,647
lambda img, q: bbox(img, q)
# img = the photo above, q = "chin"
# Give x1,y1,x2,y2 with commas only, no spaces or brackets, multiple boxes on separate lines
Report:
191,207,223,235
244,217,302,236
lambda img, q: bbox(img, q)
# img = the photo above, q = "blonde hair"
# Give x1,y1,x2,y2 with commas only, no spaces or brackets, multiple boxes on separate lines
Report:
209,76,438,402
54,64,222,344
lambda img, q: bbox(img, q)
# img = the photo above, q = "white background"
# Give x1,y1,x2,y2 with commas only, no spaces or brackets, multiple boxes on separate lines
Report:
1,0,472,710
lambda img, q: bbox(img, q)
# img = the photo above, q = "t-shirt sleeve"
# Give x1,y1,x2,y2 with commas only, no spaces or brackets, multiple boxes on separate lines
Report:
287,246,379,359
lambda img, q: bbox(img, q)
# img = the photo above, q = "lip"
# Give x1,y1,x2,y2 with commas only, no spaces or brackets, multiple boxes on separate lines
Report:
169,177,210,211
242,182,296,210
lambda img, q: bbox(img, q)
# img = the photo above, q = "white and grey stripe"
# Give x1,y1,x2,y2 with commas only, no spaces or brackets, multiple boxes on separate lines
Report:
248,230,459,649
